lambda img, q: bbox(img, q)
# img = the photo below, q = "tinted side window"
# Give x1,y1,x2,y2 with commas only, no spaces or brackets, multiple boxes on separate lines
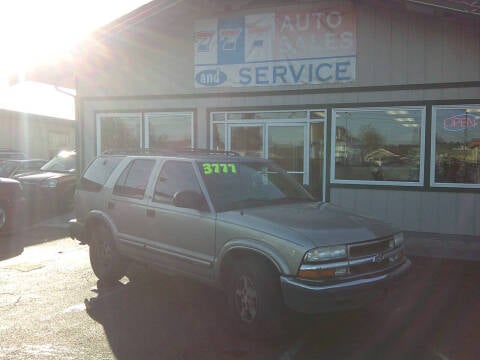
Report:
113,159,155,199
153,161,202,204
79,156,124,192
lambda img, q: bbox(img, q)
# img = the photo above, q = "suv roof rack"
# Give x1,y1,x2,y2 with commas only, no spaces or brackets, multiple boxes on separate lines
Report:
102,147,240,157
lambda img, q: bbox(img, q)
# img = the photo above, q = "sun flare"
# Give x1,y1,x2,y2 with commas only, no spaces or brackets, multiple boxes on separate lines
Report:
0,0,151,77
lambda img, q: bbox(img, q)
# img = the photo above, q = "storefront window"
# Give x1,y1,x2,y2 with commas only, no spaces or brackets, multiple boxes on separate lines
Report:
332,107,424,185
146,112,193,150
432,105,480,187
96,113,142,154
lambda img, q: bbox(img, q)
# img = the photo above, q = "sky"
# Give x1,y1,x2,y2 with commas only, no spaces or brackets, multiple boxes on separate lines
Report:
0,0,152,120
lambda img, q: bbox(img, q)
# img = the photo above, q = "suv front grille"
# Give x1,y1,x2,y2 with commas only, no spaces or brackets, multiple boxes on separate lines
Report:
346,236,403,277
349,237,391,258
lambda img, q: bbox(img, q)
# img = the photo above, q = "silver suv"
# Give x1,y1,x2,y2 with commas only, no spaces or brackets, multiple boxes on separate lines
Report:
70,150,410,336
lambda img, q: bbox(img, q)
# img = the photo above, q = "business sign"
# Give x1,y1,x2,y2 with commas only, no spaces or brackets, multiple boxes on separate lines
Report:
443,113,478,132
194,4,356,88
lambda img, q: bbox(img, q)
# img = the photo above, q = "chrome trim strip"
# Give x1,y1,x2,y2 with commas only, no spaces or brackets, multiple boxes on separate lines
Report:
299,261,349,271
118,237,213,267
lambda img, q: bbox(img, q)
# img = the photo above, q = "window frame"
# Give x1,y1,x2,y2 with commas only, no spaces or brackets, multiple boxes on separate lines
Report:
430,104,480,189
330,106,426,187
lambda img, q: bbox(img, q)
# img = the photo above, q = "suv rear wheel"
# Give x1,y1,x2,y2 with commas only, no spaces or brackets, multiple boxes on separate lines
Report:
226,257,289,338
89,222,127,284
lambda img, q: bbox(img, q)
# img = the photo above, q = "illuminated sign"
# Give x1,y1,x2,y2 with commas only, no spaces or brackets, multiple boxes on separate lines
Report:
443,113,477,132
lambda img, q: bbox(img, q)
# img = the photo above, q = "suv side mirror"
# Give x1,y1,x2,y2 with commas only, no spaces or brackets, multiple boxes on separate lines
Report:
172,190,205,210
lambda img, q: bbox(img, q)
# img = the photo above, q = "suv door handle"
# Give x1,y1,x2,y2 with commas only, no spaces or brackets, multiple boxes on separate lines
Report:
107,201,115,210
146,209,155,218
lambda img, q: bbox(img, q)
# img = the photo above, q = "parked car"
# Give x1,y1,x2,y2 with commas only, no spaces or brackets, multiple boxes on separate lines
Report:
15,150,76,217
0,149,25,164
70,150,410,337
0,177,25,235
0,159,47,178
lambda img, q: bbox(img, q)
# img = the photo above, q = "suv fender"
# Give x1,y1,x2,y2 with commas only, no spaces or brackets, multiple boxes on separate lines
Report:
84,210,119,244
216,238,291,284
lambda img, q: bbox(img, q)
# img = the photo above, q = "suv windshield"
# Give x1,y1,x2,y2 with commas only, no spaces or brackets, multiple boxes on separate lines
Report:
41,151,76,173
199,160,313,212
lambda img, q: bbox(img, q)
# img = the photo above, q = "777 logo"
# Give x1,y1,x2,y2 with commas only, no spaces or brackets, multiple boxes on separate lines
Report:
195,31,215,53
220,28,242,51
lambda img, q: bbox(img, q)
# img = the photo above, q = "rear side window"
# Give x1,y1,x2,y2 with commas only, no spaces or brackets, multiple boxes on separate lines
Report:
153,161,203,204
79,156,124,192
113,159,155,199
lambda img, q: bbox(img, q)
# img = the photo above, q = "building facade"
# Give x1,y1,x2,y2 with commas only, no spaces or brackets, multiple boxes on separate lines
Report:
74,0,480,238
0,109,75,159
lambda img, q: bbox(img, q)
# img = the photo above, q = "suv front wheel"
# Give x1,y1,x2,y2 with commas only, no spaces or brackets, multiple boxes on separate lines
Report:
226,257,289,338
89,222,127,284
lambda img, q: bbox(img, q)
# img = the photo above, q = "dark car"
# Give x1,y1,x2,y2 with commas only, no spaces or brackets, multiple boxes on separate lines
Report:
0,159,47,178
0,177,25,235
15,150,76,217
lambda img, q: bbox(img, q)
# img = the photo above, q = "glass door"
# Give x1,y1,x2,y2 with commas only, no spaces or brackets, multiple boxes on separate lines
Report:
216,110,326,202
228,124,264,157
267,124,307,184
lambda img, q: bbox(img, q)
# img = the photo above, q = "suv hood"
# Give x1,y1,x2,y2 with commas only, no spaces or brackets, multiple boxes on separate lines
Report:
218,202,396,248
16,171,72,183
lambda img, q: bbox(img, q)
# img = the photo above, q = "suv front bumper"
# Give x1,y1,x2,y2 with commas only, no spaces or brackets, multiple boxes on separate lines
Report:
280,259,411,313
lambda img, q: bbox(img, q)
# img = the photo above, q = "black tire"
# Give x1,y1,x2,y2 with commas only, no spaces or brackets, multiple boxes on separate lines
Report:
89,223,127,284
226,256,289,339
63,186,75,212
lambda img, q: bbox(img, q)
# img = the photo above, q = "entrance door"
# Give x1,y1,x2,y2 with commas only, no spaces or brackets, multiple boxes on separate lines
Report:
220,113,326,201
228,124,264,157
267,124,307,184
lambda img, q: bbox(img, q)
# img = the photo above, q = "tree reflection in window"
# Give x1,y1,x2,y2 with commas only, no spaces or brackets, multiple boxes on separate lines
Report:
100,116,141,153
334,108,423,183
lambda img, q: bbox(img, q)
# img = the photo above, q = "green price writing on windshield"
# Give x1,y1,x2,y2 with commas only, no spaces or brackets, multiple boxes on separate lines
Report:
202,163,237,175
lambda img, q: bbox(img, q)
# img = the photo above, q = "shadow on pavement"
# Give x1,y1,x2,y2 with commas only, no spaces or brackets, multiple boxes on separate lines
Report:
84,258,480,360
84,266,306,360
0,234,24,261
0,224,69,260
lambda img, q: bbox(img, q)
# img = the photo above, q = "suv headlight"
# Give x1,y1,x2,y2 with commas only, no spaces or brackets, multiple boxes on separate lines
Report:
303,245,347,263
41,179,58,188
299,245,348,280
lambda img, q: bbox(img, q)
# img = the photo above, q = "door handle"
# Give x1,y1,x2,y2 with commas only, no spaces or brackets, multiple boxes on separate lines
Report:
107,201,115,210
146,209,155,218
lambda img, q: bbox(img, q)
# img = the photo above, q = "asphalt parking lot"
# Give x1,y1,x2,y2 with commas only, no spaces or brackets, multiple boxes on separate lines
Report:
1,222,480,360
